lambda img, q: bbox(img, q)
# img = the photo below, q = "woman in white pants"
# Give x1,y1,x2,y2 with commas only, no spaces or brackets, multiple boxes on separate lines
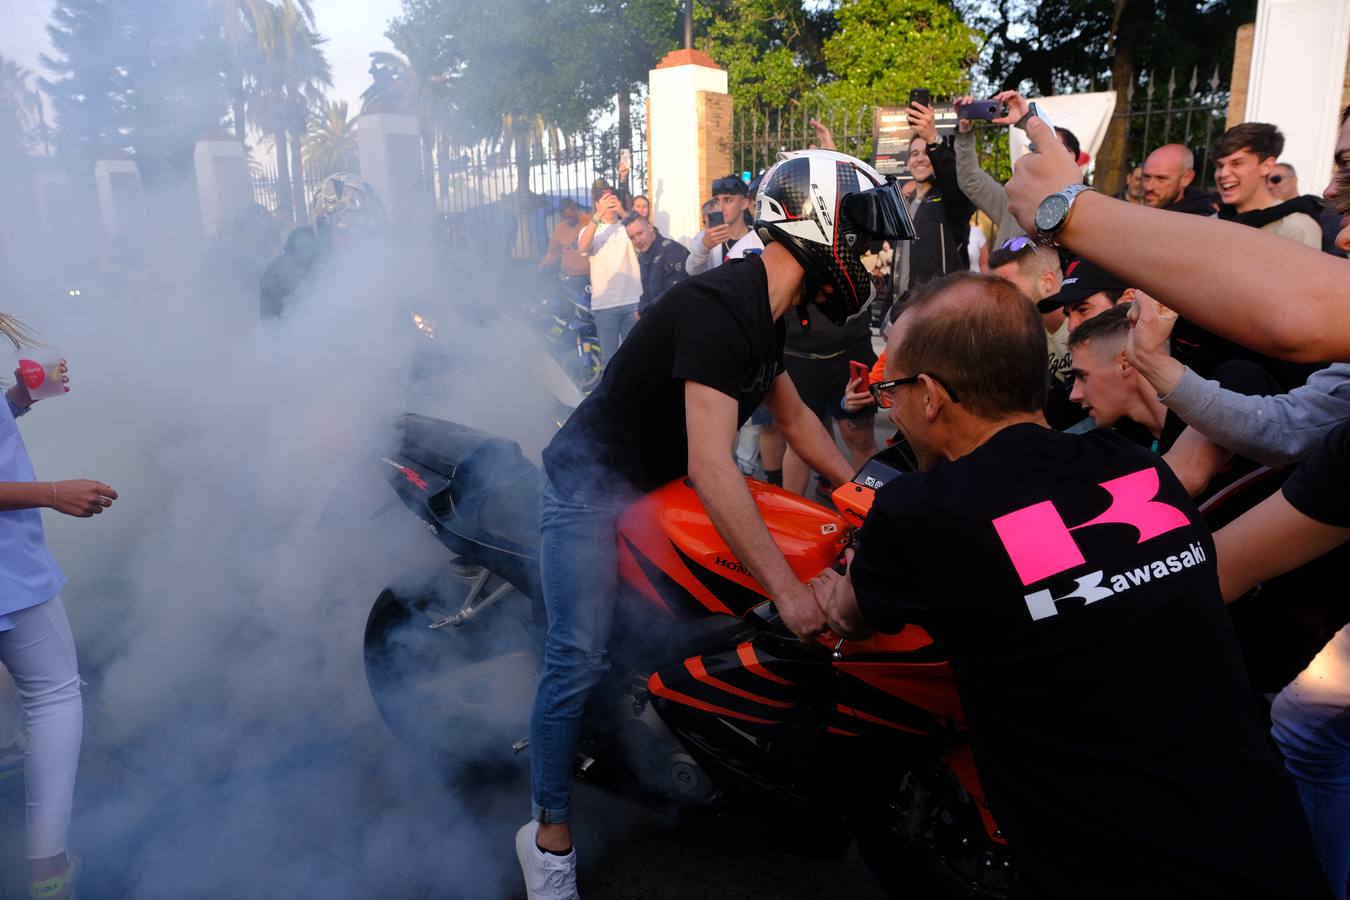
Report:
0,314,117,900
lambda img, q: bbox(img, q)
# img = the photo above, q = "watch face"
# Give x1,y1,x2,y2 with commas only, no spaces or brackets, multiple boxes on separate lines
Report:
1036,193,1069,232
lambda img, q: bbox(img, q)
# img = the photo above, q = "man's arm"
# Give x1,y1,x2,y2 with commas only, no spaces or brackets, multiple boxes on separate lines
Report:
1128,294,1350,465
685,380,827,639
1007,115,1350,361
954,130,1013,230
686,231,713,275
1215,491,1350,602
576,219,600,255
762,372,854,487
1163,426,1235,497
813,561,873,641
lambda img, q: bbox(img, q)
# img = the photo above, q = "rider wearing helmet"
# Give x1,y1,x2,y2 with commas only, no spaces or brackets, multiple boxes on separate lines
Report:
517,149,913,900
258,173,385,323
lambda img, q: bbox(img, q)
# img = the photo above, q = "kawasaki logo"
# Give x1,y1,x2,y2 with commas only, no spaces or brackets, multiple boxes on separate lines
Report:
1023,541,1209,621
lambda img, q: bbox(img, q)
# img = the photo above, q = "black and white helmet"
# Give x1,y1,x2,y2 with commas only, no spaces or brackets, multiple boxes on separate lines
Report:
310,173,384,237
754,149,913,325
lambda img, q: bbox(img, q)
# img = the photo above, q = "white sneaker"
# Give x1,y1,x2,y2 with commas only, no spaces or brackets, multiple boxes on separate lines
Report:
515,820,579,900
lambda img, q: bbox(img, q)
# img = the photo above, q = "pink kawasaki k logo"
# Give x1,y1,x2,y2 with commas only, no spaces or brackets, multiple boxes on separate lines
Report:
991,468,1191,586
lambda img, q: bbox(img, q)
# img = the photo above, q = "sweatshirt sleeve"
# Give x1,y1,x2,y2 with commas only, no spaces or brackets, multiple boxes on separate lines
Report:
954,131,1009,227
1161,363,1350,466
686,230,712,275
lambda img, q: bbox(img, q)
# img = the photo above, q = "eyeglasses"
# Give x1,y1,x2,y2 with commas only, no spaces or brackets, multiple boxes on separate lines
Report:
869,373,961,408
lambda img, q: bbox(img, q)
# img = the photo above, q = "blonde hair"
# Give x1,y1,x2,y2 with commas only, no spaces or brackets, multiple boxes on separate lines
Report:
0,313,41,352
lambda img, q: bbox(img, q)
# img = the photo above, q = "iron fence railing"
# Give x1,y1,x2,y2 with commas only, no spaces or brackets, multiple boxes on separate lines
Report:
250,125,647,260
1111,66,1229,188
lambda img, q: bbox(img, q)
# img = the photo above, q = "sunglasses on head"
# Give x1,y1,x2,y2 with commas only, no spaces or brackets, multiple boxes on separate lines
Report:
868,373,961,408
711,176,747,196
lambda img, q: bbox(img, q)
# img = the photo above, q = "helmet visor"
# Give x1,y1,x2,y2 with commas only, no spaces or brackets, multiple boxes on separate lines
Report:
842,180,916,241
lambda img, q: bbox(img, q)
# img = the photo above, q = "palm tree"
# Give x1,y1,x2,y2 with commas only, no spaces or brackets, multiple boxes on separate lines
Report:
0,56,37,160
303,99,357,177
207,0,272,143
249,0,329,225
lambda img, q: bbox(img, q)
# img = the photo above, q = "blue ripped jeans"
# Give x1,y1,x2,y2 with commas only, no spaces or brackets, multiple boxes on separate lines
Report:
530,473,630,823
1272,623,1350,899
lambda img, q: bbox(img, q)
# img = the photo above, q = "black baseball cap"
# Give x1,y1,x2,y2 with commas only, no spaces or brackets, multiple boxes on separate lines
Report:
711,174,748,197
1037,257,1129,313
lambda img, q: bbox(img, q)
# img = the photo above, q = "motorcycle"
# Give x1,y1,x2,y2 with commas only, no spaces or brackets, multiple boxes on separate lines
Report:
363,414,1012,898
519,278,603,395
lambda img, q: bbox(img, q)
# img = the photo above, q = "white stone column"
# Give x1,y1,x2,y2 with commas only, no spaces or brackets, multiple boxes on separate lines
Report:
648,50,730,247
93,159,144,237
194,136,251,238
1245,0,1350,186
31,172,74,240
355,113,423,226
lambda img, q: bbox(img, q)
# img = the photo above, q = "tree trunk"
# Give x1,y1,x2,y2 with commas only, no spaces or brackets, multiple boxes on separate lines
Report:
274,129,294,228
436,128,450,211
514,122,532,195
290,129,306,223
618,90,632,195
420,121,435,205
1097,0,1149,196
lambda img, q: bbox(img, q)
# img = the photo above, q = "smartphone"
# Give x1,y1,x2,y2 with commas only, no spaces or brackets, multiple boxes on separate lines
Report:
956,98,1001,121
1028,101,1056,132
908,88,931,109
849,360,871,391
1026,101,1057,153
706,210,724,228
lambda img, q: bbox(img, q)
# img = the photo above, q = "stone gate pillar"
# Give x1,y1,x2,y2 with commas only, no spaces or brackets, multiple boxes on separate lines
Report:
648,49,732,247
194,134,251,238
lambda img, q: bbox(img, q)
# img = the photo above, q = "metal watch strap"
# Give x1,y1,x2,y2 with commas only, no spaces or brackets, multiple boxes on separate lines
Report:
1037,182,1092,242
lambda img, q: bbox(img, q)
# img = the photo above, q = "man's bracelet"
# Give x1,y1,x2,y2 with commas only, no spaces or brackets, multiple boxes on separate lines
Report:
49,482,56,508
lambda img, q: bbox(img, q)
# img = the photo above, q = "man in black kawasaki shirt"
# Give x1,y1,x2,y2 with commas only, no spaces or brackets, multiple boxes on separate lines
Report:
816,272,1329,900
517,149,916,900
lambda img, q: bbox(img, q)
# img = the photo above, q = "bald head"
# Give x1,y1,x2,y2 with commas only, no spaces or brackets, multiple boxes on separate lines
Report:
889,272,1047,419
1142,144,1196,208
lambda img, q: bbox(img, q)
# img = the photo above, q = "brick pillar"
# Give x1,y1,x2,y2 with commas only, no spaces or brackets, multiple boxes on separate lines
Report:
1227,23,1255,129
696,92,734,209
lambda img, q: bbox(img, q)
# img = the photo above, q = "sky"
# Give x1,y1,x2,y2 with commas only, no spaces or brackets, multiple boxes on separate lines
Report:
0,0,401,112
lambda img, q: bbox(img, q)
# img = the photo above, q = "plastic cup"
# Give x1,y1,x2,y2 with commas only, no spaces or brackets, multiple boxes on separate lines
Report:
16,349,65,401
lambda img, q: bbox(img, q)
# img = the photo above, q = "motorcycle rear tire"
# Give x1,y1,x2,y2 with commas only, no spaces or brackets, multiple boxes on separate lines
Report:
363,580,540,784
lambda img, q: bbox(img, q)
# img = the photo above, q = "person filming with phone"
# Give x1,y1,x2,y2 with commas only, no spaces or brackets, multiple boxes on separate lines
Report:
686,175,757,275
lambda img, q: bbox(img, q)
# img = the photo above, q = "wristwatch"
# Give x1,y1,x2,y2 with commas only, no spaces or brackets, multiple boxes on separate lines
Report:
1035,183,1092,242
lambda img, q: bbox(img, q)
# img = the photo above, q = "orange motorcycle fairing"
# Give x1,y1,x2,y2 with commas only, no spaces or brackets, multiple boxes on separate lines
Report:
617,477,850,619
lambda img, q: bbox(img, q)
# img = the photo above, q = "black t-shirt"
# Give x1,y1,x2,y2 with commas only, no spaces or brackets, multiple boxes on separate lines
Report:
1284,418,1350,527
850,423,1326,900
542,255,785,497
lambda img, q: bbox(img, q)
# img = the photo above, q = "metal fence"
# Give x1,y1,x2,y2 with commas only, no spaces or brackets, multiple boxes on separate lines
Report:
1110,67,1230,188
249,123,647,260
732,105,875,177
732,71,1229,190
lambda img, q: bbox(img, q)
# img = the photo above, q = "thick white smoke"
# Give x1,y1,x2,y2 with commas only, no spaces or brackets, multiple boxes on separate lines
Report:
3,199,569,896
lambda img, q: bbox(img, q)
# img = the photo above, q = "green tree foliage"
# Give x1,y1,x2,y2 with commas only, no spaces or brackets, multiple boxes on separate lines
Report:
962,0,1256,95
41,0,231,184
0,57,40,161
815,0,980,109
302,98,358,176
694,0,833,110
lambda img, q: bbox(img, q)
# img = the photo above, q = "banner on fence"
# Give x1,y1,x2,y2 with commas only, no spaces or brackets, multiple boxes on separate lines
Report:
873,105,959,177
1008,92,1117,169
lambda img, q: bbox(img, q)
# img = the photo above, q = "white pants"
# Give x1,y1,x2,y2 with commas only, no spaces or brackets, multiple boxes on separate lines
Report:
0,597,82,859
